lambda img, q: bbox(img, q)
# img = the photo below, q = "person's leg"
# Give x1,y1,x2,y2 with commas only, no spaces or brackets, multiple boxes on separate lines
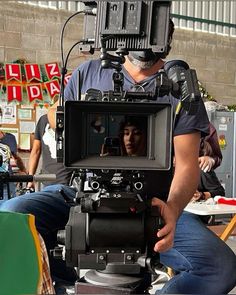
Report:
158,212,236,294
9,182,16,198
0,184,77,284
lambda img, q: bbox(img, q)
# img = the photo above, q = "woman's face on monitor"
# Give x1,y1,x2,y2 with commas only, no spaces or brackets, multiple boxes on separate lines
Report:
123,125,146,156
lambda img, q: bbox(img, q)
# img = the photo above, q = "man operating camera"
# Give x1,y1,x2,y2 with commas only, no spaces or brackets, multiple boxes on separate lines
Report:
1,15,236,295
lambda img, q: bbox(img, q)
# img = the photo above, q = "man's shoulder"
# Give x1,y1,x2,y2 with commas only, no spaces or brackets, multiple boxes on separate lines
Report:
158,95,209,137
77,59,103,75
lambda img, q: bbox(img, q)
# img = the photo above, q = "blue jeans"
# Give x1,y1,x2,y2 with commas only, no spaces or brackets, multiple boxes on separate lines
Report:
159,212,236,294
0,183,16,205
1,185,236,294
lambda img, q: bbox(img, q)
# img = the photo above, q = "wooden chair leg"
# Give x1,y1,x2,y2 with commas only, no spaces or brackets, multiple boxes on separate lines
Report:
220,214,236,241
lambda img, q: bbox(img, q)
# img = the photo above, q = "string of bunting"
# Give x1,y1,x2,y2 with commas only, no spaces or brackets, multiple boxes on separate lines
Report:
0,61,72,103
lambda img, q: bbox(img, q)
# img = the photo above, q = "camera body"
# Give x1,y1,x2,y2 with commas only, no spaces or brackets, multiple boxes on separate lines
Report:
60,100,173,274
64,184,162,273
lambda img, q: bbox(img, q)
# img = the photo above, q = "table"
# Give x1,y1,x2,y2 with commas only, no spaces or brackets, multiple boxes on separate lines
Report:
184,202,236,241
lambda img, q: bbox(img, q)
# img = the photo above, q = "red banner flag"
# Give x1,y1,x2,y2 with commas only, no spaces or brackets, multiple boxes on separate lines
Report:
45,80,60,99
45,62,60,80
24,64,42,82
26,84,43,102
7,85,23,102
5,64,22,82
64,73,72,85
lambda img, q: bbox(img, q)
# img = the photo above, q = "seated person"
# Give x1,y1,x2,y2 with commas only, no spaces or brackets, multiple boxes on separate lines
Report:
0,130,27,199
192,140,225,224
192,169,225,203
198,122,222,172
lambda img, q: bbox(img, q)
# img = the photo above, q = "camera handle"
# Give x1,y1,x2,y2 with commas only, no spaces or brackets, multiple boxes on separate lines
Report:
100,36,128,94
55,105,64,163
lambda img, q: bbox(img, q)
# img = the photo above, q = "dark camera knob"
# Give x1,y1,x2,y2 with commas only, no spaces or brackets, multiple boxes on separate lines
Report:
134,182,143,191
90,181,100,190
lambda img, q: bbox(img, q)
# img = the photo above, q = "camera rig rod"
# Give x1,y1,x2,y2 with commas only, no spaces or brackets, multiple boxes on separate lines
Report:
0,173,56,200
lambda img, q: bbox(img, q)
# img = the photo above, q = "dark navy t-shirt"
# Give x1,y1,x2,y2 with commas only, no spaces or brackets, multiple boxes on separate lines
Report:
64,59,209,199
64,59,209,137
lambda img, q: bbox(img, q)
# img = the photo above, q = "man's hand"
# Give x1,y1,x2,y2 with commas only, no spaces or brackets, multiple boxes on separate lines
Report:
191,190,205,202
26,181,35,190
151,197,177,253
198,156,215,172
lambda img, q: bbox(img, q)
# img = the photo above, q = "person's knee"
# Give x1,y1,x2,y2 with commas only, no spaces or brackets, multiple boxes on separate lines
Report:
42,184,76,199
0,196,29,213
218,248,236,292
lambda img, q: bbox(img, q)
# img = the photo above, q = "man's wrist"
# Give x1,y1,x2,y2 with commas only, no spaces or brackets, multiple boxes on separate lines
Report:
166,200,182,221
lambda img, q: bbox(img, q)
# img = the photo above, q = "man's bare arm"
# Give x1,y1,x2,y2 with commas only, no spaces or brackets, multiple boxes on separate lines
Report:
28,140,41,175
47,100,59,129
13,153,27,174
167,131,201,217
152,132,200,252
27,139,41,188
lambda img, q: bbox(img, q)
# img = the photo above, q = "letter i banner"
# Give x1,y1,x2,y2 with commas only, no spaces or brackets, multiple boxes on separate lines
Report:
7,85,23,102
24,64,42,82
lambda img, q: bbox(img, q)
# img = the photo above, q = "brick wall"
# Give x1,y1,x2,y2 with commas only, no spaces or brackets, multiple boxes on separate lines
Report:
0,2,85,70
169,29,236,105
1,2,236,105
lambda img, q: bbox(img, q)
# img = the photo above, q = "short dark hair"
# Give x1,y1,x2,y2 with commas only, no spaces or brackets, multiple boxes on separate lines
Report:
119,116,147,133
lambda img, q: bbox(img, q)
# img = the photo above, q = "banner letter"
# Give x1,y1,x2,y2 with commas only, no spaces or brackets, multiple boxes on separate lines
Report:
45,62,60,80
45,80,60,99
26,84,43,102
25,64,42,82
5,64,22,82
7,85,22,102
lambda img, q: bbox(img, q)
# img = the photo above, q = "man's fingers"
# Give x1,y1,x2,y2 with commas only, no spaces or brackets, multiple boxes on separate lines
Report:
153,223,174,252
154,234,174,252
151,197,163,207
157,224,169,238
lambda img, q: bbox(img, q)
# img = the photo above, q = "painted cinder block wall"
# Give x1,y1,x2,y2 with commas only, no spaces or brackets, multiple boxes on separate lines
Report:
0,2,235,105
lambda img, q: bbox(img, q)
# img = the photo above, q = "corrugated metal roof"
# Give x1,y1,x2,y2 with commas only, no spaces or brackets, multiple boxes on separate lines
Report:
171,1,236,37
17,1,236,37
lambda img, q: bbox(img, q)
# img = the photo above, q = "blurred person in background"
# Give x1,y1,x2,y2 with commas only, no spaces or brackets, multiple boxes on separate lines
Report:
0,128,27,199
26,114,72,190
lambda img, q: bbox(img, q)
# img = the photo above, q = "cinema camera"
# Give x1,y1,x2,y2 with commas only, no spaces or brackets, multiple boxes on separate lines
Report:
55,1,201,294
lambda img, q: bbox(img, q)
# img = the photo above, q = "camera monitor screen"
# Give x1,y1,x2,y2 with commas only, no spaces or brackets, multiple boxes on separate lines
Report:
64,101,173,171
